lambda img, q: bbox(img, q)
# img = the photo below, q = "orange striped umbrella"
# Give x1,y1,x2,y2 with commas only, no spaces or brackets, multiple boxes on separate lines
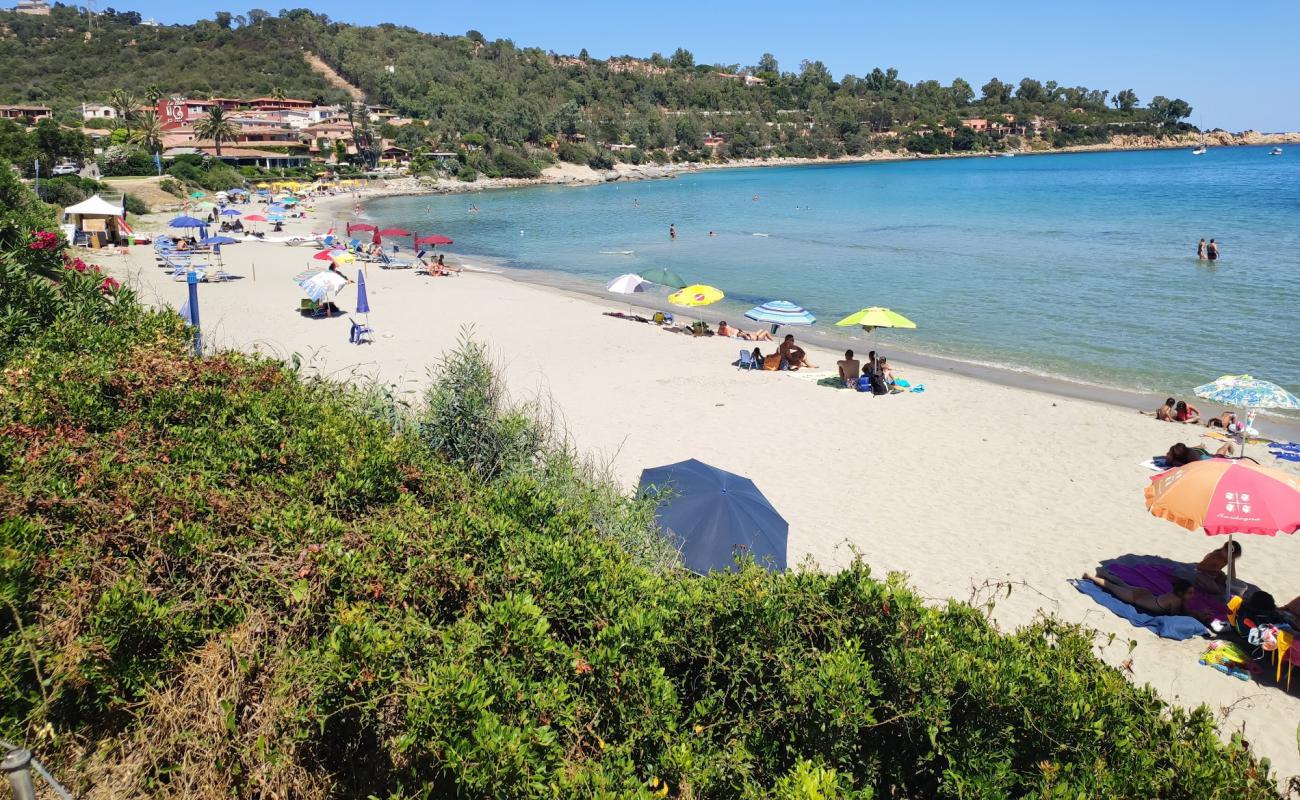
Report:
1145,459,1300,537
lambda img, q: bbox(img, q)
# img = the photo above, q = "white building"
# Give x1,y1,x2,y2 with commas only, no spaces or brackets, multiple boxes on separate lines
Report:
14,0,51,15
81,103,117,121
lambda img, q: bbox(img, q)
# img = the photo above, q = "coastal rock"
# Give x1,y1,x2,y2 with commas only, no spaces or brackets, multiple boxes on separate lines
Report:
601,170,622,182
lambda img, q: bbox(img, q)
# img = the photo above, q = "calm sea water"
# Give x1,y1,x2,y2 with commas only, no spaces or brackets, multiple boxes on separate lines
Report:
365,146,1300,398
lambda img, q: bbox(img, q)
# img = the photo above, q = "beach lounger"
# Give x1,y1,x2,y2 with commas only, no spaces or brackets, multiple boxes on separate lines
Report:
300,298,326,318
737,349,757,370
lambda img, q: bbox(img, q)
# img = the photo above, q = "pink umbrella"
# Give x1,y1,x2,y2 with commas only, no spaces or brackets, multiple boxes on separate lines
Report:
313,248,346,261
417,234,453,246
378,227,411,237
349,223,377,233
244,214,267,222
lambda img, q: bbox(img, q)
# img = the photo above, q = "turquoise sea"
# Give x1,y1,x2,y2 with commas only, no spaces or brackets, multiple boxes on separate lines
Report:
365,146,1300,401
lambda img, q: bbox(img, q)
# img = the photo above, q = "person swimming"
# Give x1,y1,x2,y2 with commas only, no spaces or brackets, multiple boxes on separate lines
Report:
669,223,676,240
1207,239,1219,260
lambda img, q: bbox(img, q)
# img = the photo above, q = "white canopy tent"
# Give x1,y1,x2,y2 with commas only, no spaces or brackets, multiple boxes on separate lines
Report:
62,194,126,246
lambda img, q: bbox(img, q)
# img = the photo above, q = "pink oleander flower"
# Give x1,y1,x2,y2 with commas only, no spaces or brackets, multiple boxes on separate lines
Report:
64,256,89,273
100,276,120,293
29,231,58,250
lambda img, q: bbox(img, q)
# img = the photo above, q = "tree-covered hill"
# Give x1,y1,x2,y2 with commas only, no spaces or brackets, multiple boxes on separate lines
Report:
2,6,1194,158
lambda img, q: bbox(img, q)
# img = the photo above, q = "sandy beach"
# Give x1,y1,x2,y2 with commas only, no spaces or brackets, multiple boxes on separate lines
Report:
107,193,1300,782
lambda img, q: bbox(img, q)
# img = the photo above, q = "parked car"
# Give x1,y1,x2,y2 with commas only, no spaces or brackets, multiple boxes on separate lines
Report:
51,162,80,176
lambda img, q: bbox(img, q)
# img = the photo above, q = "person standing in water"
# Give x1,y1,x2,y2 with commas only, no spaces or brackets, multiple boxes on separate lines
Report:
1207,239,1219,260
669,223,676,240
1197,238,1207,260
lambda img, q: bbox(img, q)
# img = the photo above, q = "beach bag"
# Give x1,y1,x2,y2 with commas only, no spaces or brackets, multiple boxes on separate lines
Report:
855,375,872,393
762,353,782,371
870,374,889,395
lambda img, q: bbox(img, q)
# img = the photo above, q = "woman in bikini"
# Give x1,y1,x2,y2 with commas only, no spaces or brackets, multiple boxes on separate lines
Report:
1083,569,1202,619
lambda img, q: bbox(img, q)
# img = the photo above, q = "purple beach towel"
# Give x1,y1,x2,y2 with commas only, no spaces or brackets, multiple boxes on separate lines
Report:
1104,561,1231,623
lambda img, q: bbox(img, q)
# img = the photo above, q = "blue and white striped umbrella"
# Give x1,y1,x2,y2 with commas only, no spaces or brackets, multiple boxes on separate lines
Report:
298,270,348,303
1194,375,1300,410
744,300,816,332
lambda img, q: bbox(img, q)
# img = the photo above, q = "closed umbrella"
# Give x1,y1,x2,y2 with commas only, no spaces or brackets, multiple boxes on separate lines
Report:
1146,459,1300,598
745,300,816,334
356,269,371,318
639,459,788,573
640,267,687,289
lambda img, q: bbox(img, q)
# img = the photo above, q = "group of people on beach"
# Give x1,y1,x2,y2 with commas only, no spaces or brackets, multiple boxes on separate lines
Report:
837,349,896,394
1146,397,1240,431
1085,541,1300,625
1196,238,1220,261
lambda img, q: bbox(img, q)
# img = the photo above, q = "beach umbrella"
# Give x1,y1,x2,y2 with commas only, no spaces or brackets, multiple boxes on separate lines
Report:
268,215,285,223
189,191,206,199
639,267,687,289
668,284,724,307
356,269,371,316
298,269,348,303
745,300,816,334
220,208,241,217
639,459,788,574
243,214,267,223
192,201,216,214
378,227,411,237
350,223,378,233
168,215,205,229
330,251,357,265
199,236,239,246
606,273,651,294
372,228,383,246
835,307,917,332
255,182,270,189
313,248,348,261
1146,459,1300,598
1194,375,1300,458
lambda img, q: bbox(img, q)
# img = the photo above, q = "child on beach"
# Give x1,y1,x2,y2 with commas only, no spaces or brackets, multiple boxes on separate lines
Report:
1173,400,1200,424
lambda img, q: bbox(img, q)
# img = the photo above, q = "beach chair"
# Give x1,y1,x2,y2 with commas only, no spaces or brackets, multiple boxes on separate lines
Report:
737,349,757,370
348,317,374,345
300,298,326,318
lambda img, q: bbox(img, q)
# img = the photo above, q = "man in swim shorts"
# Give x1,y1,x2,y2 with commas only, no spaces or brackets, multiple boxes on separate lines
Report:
779,335,814,370
837,349,860,386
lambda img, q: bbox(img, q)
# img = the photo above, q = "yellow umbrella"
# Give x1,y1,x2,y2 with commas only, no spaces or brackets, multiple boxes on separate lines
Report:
668,284,724,307
255,182,270,189
330,251,357,265
834,307,916,332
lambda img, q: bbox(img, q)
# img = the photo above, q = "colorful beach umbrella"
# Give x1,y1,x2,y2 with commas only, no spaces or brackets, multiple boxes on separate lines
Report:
243,214,267,223
606,273,651,294
834,307,917,332
191,201,216,214
668,284,723,307
745,300,816,333
330,251,356,265
639,267,687,289
639,459,788,574
313,248,346,261
1194,375,1300,411
1146,459,1300,598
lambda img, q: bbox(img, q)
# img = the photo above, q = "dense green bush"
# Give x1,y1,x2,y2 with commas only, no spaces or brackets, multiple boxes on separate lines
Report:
34,174,105,206
123,193,149,215
492,147,541,179
0,169,1284,798
457,165,478,182
158,177,185,197
558,141,595,165
97,145,155,177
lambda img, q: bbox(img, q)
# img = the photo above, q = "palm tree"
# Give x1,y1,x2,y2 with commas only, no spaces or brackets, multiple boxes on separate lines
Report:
143,85,164,106
107,89,138,128
130,111,164,155
270,86,286,101
193,105,239,157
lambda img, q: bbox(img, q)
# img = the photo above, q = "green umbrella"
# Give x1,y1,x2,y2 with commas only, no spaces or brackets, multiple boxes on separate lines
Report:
189,191,206,199
639,267,687,289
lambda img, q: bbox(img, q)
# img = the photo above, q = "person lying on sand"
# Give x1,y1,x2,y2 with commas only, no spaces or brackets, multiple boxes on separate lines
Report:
717,321,738,337
1165,441,1233,467
435,254,461,276
837,349,861,386
1083,569,1205,620
779,335,814,370
1194,540,1241,595
1173,400,1200,424
741,329,773,342
1205,411,1237,429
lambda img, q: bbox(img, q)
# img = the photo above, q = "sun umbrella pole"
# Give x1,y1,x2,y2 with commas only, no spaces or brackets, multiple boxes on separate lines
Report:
1226,534,1236,602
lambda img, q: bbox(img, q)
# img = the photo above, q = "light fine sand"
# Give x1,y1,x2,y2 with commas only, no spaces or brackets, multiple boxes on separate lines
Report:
106,195,1300,782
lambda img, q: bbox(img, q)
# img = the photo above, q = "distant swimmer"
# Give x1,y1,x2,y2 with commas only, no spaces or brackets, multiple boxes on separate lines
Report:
469,204,479,214
708,231,715,237
752,194,760,202
1197,238,1207,260
632,199,640,208
1207,238,1219,260
669,223,676,240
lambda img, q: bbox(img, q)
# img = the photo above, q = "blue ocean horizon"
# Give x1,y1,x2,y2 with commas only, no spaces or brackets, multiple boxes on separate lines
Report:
365,145,1300,402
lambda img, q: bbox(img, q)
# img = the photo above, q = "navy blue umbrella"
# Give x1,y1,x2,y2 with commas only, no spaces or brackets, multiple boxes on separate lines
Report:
639,459,788,573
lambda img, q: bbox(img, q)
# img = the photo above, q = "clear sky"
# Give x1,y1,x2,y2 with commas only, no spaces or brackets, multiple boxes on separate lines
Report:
129,0,1298,132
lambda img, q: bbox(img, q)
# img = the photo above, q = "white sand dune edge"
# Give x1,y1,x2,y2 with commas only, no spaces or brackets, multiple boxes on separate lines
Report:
112,196,1300,783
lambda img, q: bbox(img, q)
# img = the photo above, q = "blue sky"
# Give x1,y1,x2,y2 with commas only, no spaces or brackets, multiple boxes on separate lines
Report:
135,0,1297,131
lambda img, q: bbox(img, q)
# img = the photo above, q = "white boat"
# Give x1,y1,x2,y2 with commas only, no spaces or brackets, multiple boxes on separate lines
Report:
1001,152,1015,158
1270,147,1283,156
1192,145,1207,155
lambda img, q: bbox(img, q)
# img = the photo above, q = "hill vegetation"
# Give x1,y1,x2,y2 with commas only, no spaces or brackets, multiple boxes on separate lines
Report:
3,6,1195,163
0,164,1284,798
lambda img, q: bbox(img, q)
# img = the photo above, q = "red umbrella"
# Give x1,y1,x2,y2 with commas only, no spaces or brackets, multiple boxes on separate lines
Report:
417,234,453,246
313,248,346,261
350,223,377,233
378,227,411,237
244,214,267,222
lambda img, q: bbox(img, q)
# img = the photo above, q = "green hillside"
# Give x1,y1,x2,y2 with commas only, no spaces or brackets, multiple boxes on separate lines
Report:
2,6,1193,158
0,165,1281,798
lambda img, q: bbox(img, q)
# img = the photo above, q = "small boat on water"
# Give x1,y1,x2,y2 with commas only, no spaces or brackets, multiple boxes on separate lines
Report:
1192,145,1207,155
1270,147,1283,156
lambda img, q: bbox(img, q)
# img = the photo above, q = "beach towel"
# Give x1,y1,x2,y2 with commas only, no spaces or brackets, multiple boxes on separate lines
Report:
1268,442,1300,462
1140,455,1171,471
1071,579,1210,640
1104,561,1229,623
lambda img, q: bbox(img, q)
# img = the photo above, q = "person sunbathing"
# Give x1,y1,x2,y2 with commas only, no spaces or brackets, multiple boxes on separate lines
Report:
1166,441,1233,467
740,329,773,341
717,320,737,337
1205,411,1237,429
1194,540,1241,594
1083,570,1203,619
779,334,814,370
836,349,860,386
